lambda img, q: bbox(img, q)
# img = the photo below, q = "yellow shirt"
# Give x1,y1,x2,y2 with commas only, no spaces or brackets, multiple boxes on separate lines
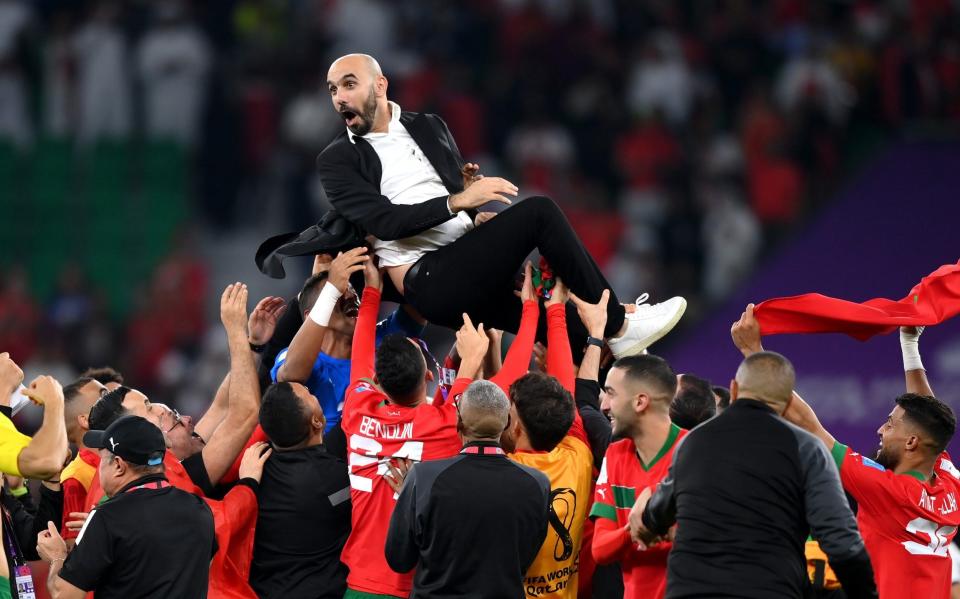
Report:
511,433,594,599
0,412,31,477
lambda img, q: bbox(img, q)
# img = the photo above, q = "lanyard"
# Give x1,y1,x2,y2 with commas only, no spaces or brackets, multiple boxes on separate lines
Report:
122,480,170,495
1,504,23,566
460,445,505,455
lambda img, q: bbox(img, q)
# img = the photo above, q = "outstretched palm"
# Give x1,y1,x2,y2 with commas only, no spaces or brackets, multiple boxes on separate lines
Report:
248,296,287,345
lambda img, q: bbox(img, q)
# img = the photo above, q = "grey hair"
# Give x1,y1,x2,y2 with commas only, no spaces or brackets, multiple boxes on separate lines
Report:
459,380,510,438
462,380,510,415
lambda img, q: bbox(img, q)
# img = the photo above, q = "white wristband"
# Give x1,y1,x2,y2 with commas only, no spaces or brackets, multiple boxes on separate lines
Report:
900,326,925,372
308,282,343,327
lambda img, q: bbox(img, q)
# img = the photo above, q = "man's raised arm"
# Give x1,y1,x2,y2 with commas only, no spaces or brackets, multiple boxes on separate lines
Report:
16,373,69,480
278,248,368,383
200,283,261,485
350,257,383,383
900,326,935,397
490,262,540,392
731,304,837,449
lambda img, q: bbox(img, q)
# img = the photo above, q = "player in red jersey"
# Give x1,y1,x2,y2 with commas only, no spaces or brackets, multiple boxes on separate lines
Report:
733,305,960,598
589,351,685,599
340,257,508,599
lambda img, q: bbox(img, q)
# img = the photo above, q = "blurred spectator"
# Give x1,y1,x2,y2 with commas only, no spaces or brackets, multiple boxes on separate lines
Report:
627,31,697,127
43,13,75,138
137,1,212,146
72,1,132,144
0,269,40,365
0,0,33,148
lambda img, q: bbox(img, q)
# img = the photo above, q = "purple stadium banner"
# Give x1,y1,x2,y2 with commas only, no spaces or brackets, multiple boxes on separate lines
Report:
662,142,960,457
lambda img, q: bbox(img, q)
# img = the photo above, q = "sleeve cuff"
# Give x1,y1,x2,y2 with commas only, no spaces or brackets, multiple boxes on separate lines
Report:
831,442,848,470
237,478,260,494
589,501,617,522
0,405,12,419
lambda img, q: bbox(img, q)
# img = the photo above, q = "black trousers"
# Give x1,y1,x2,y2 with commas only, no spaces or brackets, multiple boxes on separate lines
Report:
403,196,626,354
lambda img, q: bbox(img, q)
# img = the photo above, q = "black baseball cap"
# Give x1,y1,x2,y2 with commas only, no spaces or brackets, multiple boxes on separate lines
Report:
83,415,166,466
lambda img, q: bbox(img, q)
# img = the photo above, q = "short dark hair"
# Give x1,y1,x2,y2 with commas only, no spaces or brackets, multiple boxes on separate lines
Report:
63,377,95,404
713,385,731,410
896,393,956,455
260,383,311,447
88,386,131,430
298,272,331,313
509,372,574,452
612,354,678,401
375,334,425,403
80,366,124,385
670,374,716,429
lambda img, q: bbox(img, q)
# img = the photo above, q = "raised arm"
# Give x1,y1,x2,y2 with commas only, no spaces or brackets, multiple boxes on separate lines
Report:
350,258,383,383
194,373,229,443
901,326,935,397
279,249,368,383
490,263,540,392
200,284,262,485
572,290,613,463
17,375,69,480
732,304,837,449
544,280,575,394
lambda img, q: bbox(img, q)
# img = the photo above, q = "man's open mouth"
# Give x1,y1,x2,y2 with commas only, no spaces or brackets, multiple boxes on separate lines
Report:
341,297,360,318
341,109,359,127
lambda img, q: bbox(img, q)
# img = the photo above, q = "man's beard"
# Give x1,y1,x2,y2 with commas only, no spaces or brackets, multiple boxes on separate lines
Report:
344,87,378,136
875,444,900,470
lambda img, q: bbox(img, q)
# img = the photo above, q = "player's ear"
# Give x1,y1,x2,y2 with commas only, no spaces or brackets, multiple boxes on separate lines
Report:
905,433,921,452
634,392,649,414
729,379,738,403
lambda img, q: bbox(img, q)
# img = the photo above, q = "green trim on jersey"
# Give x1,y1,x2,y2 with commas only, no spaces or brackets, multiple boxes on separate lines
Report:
636,423,681,471
903,470,926,481
612,485,635,509
0,576,9,599
344,590,405,599
589,501,617,522
830,442,847,470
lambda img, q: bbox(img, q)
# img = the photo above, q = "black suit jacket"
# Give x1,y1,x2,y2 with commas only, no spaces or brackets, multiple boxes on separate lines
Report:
317,110,467,241
255,111,468,279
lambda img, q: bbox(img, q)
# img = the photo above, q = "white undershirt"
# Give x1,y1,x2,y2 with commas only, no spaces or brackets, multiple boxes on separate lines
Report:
348,101,473,267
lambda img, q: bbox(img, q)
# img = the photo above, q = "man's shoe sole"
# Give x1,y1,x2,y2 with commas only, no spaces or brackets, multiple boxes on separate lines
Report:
611,298,688,358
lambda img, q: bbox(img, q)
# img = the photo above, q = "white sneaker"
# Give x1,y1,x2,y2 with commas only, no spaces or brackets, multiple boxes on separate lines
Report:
607,294,687,358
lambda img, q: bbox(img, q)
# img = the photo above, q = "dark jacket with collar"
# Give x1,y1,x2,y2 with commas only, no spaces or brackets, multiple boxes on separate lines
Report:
256,110,467,278
641,398,877,599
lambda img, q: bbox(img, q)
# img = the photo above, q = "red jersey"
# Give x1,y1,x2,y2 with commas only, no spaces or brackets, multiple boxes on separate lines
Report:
833,443,960,598
61,449,99,539
83,449,203,509
340,288,467,597
590,425,687,599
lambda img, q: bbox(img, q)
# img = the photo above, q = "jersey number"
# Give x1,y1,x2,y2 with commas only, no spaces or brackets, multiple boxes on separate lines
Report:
903,517,957,557
348,434,423,493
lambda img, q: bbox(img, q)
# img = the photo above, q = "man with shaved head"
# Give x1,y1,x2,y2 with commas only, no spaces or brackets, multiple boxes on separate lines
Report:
385,380,550,598
629,349,878,598
315,53,686,362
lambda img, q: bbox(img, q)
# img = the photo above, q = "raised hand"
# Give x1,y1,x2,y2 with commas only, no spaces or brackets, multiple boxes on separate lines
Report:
0,352,23,397
731,303,763,357
363,252,382,291
456,313,489,367
248,297,287,346
239,441,273,483
22,376,64,409
220,283,250,340
329,247,370,292
449,177,518,212
571,289,611,339
519,261,536,303
312,253,333,276
545,277,569,307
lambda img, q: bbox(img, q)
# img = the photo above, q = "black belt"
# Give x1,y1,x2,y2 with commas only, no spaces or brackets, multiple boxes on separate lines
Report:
404,257,426,296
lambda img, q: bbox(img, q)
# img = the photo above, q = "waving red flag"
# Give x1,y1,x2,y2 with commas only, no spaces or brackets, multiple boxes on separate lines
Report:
754,260,960,340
